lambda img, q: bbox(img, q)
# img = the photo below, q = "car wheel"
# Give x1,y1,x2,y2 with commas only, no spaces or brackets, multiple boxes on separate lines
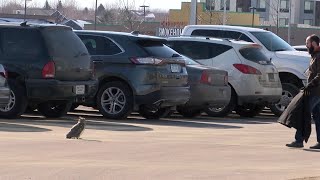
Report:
69,104,79,112
270,83,299,117
177,106,202,118
97,81,133,120
38,101,72,118
0,79,28,118
204,88,236,117
139,106,172,119
235,104,264,118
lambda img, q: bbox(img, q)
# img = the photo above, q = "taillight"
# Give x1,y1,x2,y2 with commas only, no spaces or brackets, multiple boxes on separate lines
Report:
200,70,212,84
42,61,55,79
233,64,261,75
130,57,163,65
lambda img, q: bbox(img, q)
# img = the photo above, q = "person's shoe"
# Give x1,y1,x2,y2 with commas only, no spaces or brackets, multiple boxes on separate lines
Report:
309,143,320,149
286,141,304,148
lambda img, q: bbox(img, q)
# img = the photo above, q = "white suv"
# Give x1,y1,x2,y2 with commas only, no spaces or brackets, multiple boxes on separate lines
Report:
181,25,310,116
167,37,282,117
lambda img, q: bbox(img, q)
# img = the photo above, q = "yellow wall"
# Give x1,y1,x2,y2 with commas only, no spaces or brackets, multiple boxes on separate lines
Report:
168,2,259,26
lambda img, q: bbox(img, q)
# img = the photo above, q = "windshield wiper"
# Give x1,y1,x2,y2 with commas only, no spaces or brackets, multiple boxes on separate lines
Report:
172,54,181,57
274,49,288,52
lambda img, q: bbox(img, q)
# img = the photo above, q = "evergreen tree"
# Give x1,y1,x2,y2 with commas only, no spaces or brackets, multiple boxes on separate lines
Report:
57,0,63,11
44,0,51,10
97,4,106,16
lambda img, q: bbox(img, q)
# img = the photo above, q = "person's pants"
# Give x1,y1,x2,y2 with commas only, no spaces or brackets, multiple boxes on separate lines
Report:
295,95,320,143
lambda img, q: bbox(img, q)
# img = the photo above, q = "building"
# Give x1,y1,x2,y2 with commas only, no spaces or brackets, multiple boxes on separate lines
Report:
251,0,320,27
168,1,259,26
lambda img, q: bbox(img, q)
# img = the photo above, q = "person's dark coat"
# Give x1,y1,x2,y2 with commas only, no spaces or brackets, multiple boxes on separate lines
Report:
278,91,311,143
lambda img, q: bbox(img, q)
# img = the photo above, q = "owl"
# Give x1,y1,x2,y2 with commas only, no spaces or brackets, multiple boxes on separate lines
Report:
66,117,86,139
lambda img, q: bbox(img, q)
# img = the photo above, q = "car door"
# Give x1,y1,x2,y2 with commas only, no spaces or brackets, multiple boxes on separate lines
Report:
77,34,125,80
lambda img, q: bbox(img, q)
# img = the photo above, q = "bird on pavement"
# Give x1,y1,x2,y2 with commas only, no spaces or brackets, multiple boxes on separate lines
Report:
66,117,86,139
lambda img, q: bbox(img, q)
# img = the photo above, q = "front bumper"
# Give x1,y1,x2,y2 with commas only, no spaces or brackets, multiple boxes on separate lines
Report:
135,86,190,108
26,79,98,103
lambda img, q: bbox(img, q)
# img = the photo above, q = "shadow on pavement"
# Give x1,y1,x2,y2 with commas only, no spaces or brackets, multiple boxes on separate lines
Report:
0,122,51,132
0,115,153,132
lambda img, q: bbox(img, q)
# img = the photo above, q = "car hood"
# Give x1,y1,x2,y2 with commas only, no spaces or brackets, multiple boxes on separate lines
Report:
275,50,310,62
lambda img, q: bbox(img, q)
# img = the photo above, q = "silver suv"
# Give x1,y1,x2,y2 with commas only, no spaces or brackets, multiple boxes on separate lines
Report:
167,36,282,117
181,25,310,116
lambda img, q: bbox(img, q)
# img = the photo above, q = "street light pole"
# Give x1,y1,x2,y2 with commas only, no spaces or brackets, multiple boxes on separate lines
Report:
249,7,257,27
94,0,97,30
140,5,149,21
24,0,27,21
288,0,291,44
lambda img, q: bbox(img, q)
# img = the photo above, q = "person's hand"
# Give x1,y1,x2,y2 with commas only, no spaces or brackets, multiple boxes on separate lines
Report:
304,83,314,96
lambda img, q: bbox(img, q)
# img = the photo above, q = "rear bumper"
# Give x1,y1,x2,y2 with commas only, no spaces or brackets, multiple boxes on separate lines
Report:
135,86,190,108
186,84,231,108
0,87,10,107
26,79,98,102
238,94,282,105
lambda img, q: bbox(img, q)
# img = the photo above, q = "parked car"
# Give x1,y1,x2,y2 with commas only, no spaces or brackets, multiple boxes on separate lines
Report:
0,64,10,108
75,30,190,120
166,55,231,118
181,25,310,116
0,23,97,118
292,45,307,52
167,36,282,117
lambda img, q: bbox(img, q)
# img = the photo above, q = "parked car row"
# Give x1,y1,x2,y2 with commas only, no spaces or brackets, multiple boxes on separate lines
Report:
0,23,309,119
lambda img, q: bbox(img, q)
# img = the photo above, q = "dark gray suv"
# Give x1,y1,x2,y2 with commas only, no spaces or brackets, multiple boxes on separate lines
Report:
75,30,190,119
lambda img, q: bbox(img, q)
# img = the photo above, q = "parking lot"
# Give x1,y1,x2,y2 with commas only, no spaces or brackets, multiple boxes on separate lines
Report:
0,107,318,180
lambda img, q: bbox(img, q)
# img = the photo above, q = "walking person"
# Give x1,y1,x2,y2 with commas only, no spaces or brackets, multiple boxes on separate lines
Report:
286,34,320,149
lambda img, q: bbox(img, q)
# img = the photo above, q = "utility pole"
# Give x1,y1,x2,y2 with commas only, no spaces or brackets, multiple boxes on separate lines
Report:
24,0,32,21
288,0,291,44
223,0,226,25
140,5,149,21
189,0,197,25
94,0,97,30
249,7,257,27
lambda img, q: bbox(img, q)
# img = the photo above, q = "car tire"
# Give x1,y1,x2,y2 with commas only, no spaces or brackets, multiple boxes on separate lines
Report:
0,79,28,118
139,106,172,119
204,88,236,117
235,104,265,118
97,81,133,120
270,83,299,117
69,104,79,112
38,101,72,118
177,106,202,118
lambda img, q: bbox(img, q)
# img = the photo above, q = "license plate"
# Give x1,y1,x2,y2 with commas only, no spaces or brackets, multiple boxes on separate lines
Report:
170,64,181,73
268,73,275,81
75,85,85,95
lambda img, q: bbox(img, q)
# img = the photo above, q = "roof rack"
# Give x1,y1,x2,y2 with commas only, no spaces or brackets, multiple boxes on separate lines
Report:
131,31,140,35
20,21,29,27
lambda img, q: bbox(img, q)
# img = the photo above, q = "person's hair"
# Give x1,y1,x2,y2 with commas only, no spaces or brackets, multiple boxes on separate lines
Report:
308,34,320,45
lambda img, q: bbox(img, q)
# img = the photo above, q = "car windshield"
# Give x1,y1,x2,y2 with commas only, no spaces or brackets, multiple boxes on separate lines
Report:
251,31,295,52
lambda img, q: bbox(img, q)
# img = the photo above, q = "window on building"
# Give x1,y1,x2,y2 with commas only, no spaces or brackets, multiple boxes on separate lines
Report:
280,0,289,12
304,19,313,25
256,0,266,12
279,18,288,26
220,0,230,11
206,0,215,11
304,1,314,13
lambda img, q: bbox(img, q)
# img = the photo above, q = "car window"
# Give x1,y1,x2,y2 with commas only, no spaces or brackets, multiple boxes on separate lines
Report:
168,41,232,60
239,47,271,64
251,31,295,51
79,35,122,56
191,29,253,42
1,28,47,58
42,28,88,57
136,40,180,58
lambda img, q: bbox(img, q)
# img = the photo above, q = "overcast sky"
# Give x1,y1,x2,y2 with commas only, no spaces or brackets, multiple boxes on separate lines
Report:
25,0,190,10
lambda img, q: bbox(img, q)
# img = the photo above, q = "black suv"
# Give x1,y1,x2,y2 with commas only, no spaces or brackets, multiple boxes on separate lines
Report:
75,30,190,119
0,23,97,118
